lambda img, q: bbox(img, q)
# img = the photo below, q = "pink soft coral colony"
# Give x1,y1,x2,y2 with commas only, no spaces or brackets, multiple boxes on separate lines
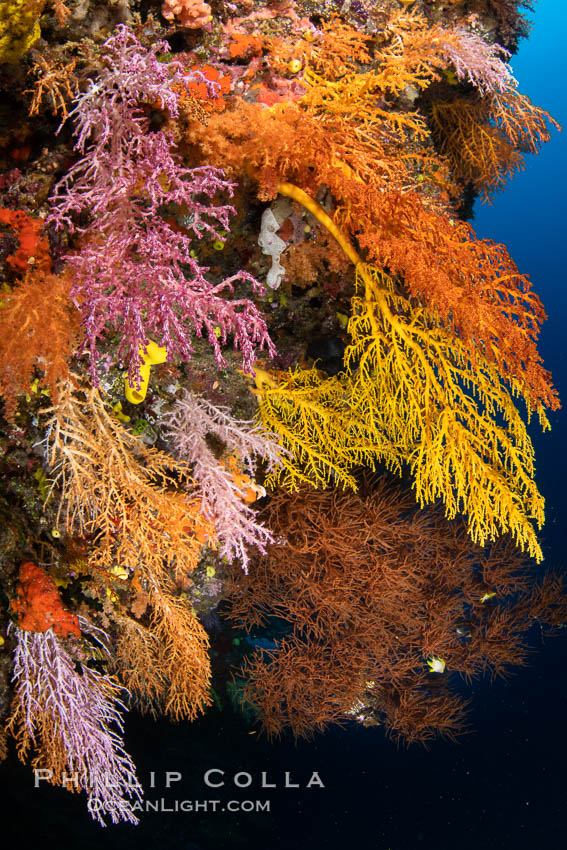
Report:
48,26,275,387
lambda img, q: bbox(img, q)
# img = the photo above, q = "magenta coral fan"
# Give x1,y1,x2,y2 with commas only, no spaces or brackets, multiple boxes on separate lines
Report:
48,25,274,386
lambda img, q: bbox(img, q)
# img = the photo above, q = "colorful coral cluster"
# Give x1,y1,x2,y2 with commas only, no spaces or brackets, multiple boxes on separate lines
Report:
0,0,563,827
227,479,567,744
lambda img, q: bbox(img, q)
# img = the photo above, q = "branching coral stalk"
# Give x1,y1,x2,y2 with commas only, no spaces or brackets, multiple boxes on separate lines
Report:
163,391,282,571
8,622,142,826
26,53,79,118
45,380,214,719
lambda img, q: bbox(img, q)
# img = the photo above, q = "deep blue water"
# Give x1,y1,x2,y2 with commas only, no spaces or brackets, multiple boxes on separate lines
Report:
2,3,567,848
472,0,567,569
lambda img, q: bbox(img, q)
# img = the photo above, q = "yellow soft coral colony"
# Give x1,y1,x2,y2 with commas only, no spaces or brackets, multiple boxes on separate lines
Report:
253,184,549,562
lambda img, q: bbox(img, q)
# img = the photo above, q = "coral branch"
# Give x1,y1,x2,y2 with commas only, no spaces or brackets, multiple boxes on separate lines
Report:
8,624,142,826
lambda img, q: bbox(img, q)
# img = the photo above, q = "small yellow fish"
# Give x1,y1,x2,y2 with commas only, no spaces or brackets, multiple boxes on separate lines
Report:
481,591,497,603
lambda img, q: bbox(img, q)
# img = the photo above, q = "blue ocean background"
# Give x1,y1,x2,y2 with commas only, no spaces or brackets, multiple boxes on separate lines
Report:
474,0,567,565
2,2,567,847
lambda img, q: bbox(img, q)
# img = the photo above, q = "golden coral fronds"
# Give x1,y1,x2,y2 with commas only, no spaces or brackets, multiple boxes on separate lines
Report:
347,262,546,560
253,184,551,562
252,365,401,492
254,262,547,561
429,91,560,200
45,382,214,720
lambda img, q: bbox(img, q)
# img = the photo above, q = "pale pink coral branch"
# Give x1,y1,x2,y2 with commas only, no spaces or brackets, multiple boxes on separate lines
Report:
437,29,517,95
163,391,283,572
9,620,142,826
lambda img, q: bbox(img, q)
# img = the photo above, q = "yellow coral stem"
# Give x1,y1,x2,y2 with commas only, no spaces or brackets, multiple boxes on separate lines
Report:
277,182,362,267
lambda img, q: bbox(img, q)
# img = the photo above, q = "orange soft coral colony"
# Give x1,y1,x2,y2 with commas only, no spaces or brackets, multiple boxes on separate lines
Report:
11,561,80,638
161,0,212,28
